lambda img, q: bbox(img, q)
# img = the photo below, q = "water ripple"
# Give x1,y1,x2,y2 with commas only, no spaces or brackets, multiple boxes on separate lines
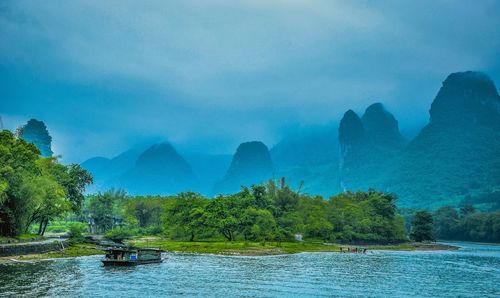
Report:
0,242,499,298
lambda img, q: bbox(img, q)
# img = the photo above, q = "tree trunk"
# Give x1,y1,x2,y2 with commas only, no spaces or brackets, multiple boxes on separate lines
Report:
38,217,45,235
41,218,49,236
222,230,232,241
190,232,195,242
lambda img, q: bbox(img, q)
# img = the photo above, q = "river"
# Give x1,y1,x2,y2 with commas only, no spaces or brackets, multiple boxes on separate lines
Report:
0,242,499,297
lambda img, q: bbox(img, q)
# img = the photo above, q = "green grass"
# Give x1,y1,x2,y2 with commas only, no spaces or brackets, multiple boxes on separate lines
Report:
9,244,103,261
367,242,459,251
129,238,459,255
43,220,82,233
129,238,342,255
0,233,44,244
17,233,44,241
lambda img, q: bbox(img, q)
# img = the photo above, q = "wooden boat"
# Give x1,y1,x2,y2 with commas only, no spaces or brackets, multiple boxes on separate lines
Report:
102,247,164,266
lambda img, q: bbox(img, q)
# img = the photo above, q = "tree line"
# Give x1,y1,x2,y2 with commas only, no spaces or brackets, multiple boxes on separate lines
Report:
433,205,500,243
85,187,500,244
401,205,500,243
84,180,408,244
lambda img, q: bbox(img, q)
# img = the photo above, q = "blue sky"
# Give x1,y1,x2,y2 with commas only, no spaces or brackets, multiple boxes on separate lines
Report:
1,0,499,163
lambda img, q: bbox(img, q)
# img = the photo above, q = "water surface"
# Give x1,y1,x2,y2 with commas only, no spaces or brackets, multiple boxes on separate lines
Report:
1,242,499,297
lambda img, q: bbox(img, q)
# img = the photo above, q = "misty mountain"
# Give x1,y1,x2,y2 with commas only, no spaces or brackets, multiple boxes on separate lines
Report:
387,71,500,208
77,71,499,210
213,141,274,195
18,119,53,157
271,124,340,195
336,71,500,209
120,142,196,195
81,145,149,193
338,103,405,191
184,153,232,194
271,124,338,169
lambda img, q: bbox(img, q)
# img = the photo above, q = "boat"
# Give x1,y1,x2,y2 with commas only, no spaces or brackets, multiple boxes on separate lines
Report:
102,247,164,266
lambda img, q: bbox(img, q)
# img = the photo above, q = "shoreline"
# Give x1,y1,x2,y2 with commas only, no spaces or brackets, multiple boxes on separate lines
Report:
0,240,462,262
0,244,103,262
130,239,460,256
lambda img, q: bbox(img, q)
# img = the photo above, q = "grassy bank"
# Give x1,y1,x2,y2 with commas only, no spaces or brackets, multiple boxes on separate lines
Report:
130,238,341,255
367,242,459,251
0,239,459,262
0,234,45,244
0,244,103,261
129,238,459,256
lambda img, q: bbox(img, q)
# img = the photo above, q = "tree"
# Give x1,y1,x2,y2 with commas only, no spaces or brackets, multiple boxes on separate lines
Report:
87,190,127,233
125,196,164,228
301,196,333,240
240,207,278,241
162,192,208,241
30,158,92,235
433,206,459,239
0,130,40,236
204,195,239,241
62,164,93,212
22,174,69,235
460,204,476,217
410,210,435,242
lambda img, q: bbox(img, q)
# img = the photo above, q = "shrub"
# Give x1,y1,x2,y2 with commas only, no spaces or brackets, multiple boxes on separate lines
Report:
105,227,138,243
68,222,87,244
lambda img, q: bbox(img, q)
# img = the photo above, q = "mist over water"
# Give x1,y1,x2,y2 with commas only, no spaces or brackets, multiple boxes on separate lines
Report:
1,242,499,297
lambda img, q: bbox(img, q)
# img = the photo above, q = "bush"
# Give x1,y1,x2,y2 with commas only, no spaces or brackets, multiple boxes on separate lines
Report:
143,225,163,236
105,227,138,243
68,222,87,244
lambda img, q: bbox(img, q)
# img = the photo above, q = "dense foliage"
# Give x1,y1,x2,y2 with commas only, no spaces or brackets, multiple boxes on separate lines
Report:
86,181,407,244
410,210,435,242
0,130,92,236
433,205,500,243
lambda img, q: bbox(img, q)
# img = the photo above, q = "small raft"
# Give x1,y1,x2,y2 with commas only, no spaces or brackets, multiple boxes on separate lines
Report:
102,247,164,266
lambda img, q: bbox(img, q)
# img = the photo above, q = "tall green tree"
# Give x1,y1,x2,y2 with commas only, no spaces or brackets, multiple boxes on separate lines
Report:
410,210,435,242
433,206,460,239
162,192,208,241
204,195,240,241
87,189,127,233
0,130,40,236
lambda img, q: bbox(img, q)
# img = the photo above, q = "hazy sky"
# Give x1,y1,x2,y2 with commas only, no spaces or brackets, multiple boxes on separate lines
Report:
1,0,500,163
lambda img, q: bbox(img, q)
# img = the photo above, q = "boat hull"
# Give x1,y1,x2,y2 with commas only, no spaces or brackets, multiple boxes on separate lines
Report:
102,259,163,266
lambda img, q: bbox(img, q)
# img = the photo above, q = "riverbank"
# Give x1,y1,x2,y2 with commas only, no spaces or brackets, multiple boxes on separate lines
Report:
0,244,102,262
367,242,459,251
0,239,459,261
129,238,459,256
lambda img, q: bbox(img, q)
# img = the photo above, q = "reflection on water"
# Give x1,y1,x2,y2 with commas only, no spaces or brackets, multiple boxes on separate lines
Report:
1,242,499,297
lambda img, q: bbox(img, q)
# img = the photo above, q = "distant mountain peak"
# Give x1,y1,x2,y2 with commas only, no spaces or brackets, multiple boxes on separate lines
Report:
133,142,193,174
121,142,196,195
430,71,500,127
18,118,53,157
213,141,274,195
362,102,404,145
339,110,364,147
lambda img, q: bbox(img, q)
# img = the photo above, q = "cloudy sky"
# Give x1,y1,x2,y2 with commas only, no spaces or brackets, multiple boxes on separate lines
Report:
1,0,499,163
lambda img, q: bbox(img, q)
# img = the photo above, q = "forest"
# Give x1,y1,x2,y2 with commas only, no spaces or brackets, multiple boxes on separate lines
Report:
82,188,499,244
